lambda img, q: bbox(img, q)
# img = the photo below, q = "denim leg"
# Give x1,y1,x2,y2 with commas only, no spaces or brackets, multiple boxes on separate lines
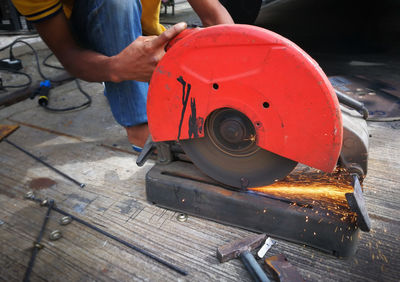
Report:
70,0,148,127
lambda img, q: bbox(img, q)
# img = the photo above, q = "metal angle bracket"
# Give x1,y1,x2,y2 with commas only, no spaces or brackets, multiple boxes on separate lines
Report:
345,175,371,232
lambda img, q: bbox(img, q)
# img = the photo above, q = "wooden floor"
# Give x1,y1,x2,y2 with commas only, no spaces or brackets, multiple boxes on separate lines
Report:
1,9,400,282
0,58,399,282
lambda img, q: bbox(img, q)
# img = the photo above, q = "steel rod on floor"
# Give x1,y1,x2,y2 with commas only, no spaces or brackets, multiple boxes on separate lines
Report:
24,193,188,276
5,139,85,188
51,206,188,276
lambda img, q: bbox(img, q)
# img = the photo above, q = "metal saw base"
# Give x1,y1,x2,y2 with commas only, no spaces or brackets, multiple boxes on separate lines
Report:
146,161,360,257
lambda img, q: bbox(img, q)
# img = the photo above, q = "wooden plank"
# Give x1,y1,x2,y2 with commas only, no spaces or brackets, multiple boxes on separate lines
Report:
0,88,399,282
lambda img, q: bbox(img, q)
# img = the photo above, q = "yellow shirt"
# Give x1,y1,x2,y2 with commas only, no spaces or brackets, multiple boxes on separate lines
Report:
11,0,165,35
141,0,166,35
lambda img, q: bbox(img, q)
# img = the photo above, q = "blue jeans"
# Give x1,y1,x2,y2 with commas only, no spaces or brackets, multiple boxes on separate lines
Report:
70,0,148,127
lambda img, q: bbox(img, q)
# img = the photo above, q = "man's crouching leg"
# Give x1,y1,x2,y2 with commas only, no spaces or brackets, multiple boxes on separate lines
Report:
126,123,149,150
70,0,149,151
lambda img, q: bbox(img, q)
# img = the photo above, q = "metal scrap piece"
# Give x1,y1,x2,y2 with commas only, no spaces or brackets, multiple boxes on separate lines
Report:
49,230,62,241
59,216,72,225
264,254,304,282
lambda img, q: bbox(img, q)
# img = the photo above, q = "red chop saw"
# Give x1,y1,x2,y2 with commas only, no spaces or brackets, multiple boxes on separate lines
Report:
137,25,370,257
138,24,368,189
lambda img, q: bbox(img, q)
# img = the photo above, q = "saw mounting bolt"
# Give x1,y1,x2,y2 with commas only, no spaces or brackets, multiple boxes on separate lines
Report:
177,213,188,222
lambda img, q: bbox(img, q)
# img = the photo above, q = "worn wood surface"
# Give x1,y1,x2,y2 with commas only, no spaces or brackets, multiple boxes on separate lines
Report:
0,75,399,282
1,12,400,280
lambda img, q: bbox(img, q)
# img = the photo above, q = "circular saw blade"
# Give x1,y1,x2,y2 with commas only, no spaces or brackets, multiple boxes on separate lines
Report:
180,109,298,189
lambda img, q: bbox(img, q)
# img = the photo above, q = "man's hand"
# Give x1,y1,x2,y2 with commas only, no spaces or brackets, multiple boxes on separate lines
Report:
110,22,187,82
35,13,186,83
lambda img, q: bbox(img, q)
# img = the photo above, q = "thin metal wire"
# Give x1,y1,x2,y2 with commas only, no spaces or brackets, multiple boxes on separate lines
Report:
5,139,85,188
23,200,54,282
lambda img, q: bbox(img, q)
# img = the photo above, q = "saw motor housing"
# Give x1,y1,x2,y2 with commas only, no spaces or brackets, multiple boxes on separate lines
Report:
145,25,367,188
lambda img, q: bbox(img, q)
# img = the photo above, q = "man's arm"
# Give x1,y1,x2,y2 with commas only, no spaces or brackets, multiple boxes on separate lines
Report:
34,12,187,83
188,0,234,26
